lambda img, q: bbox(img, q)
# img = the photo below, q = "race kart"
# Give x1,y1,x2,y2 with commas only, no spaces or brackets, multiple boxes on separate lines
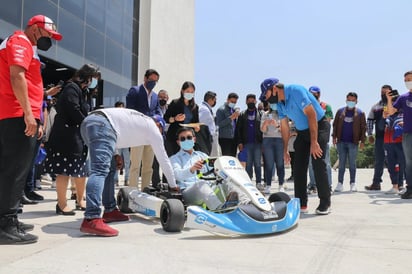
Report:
117,156,300,236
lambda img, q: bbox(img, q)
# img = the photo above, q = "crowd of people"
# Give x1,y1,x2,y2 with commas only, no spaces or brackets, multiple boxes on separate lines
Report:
1,14,412,245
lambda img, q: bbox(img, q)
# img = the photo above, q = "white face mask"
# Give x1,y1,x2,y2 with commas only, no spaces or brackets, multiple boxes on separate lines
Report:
405,81,412,91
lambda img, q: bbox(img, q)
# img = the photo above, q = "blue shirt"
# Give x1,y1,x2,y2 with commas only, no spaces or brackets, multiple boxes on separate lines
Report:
170,149,209,189
277,85,325,130
341,109,354,142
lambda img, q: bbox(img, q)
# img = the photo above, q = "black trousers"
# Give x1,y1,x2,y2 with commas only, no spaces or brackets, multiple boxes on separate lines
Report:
294,119,331,208
0,117,37,216
219,138,237,157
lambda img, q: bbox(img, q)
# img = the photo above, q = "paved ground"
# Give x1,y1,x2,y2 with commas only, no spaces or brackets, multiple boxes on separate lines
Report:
1,168,411,274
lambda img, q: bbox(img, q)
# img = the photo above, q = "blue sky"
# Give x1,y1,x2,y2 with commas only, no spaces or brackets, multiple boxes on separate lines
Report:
194,0,412,115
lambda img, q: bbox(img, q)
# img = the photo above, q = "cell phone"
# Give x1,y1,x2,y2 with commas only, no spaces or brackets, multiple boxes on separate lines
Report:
57,80,64,87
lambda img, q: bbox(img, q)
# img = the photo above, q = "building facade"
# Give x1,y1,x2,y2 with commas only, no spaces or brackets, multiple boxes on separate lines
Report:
0,0,194,107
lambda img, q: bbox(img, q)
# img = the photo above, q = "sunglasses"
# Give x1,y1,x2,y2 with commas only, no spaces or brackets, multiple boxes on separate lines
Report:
179,135,193,142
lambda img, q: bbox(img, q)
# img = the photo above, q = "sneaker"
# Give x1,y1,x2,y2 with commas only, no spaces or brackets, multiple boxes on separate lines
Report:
80,218,118,237
103,209,130,223
279,186,285,192
0,217,38,245
399,188,407,195
307,186,317,194
41,174,52,182
256,183,265,192
50,180,56,189
334,183,343,192
364,184,381,191
385,187,399,194
264,185,271,194
300,206,308,214
400,190,412,199
315,206,331,215
350,183,357,192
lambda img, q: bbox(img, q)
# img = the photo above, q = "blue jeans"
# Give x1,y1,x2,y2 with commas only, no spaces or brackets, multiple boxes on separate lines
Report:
113,147,130,182
372,137,385,185
262,138,284,186
80,114,117,219
308,143,332,187
402,133,412,191
337,142,358,184
384,143,405,186
245,143,262,184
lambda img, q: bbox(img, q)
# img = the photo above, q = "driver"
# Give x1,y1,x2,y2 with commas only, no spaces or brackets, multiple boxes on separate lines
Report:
170,127,238,209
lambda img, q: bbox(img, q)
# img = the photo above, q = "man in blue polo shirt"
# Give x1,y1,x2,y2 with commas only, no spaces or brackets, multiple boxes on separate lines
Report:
260,78,331,215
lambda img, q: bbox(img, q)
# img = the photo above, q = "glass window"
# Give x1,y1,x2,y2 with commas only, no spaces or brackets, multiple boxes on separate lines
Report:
85,26,104,66
58,10,84,56
85,0,106,33
0,0,22,27
122,50,132,78
105,38,122,73
122,15,133,51
59,0,85,21
105,0,122,42
23,0,57,26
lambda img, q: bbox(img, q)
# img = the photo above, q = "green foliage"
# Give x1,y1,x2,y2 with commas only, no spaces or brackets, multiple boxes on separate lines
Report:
329,138,376,168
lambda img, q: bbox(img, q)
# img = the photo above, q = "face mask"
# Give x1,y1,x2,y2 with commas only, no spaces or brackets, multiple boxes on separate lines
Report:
37,37,52,51
346,101,356,108
228,102,236,109
405,81,412,90
183,93,194,100
146,80,156,91
270,103,278,110
159,99,167,106
247,102,256,109
88,78,98,89
268,94,278,104
180,139,194,151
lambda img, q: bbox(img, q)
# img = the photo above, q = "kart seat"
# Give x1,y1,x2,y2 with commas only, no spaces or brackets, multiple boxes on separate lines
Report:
238,201,287,221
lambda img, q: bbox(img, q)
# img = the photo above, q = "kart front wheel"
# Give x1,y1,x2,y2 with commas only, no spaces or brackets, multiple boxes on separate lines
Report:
160,199,185,232
117,187,134,213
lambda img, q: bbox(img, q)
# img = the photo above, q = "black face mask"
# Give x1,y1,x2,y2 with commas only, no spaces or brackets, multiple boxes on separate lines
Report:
159,99,167,106
268,94,278,104
247,102,256,109
37,37,52,51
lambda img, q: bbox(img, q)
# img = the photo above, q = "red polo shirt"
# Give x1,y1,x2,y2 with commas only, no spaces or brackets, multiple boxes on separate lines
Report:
0,31,43,120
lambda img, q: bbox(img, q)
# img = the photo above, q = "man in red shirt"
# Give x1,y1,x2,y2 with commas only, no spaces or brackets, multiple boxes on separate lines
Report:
0,15,62,245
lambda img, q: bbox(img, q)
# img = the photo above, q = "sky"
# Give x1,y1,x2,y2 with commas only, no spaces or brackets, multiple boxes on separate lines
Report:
194,0,412,115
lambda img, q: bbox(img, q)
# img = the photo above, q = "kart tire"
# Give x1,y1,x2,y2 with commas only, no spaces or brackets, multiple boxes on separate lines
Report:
268,192,291,203
160,199,185,232
117,187,135,213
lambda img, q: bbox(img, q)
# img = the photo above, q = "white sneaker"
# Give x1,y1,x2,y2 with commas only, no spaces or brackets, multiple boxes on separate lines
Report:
334,183,343,192
264,186,271,194
399,188,407,195
385,187,399,194
41,173,52,182
350,183,357,192
279,186,285,192
51,180,56,189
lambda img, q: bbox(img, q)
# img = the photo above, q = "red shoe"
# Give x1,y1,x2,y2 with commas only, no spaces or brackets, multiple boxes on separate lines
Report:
80,218,118,237
103,209,130,223
300,206,308,214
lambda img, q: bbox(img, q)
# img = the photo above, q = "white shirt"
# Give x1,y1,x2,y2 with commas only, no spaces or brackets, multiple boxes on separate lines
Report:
199,101,216,136
96,108,177,187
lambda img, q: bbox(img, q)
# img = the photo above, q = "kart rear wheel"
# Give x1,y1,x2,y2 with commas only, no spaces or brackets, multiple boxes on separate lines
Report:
160,199,185,232
117,187,135,213
268,192,291,203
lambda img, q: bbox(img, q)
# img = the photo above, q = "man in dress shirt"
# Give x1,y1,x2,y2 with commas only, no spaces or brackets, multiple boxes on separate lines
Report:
199,91,218,156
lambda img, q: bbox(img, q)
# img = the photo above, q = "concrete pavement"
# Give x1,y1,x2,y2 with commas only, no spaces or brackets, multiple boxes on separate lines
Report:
0,169,411,274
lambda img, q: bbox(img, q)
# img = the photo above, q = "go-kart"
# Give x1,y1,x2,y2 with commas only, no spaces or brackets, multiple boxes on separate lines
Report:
117,156,300,236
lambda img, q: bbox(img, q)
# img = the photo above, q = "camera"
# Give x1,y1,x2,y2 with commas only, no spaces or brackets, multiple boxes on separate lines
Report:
388,89,399,97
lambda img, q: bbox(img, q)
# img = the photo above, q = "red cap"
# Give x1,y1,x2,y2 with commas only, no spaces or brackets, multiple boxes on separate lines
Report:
27,15,62,41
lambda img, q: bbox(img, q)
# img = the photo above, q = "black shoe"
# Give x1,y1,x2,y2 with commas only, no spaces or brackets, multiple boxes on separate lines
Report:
401,190,412,199
70,193,77,200
56,204,76,216
18,222,34,232
364,184,381,191
0,217,38,245
286,176,294,182
21,195,38,205
25,191,44,201
75,201,86,211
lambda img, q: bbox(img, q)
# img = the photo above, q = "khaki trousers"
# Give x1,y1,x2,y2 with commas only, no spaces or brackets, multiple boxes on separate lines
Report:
129,145,154,190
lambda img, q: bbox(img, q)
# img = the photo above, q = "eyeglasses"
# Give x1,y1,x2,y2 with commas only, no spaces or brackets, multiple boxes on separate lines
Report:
179,135,193,142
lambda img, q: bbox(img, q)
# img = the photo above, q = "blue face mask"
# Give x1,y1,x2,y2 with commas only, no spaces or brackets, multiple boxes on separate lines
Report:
88,78,98,89
346,101,356,108
146,80,157,91
270,103,278,110
180,139,194,151
183,93,194,100
228,102,236,109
